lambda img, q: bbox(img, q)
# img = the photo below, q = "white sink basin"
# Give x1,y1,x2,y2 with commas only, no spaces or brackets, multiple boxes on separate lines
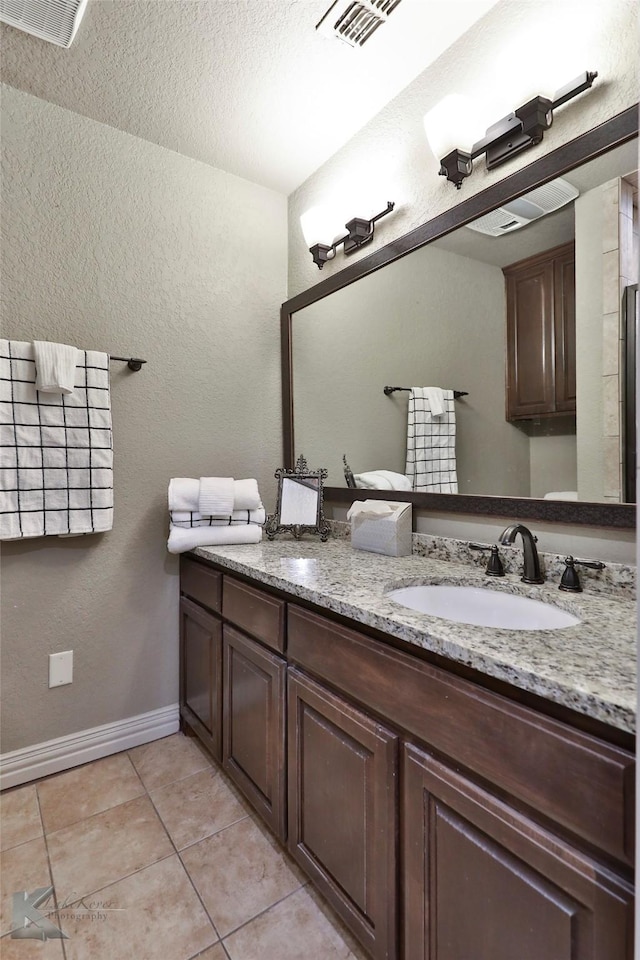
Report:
387,584,580,630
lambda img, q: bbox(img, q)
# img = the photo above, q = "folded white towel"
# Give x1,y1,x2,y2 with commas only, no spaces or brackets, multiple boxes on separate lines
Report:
167,523,262,555
168,478,200,512
199,476,234,517
233,478,262,511
354,470,412,491
169,478,263,514
33,340,79,395
543,491,578,501
423,386,445,417
170,508,265,528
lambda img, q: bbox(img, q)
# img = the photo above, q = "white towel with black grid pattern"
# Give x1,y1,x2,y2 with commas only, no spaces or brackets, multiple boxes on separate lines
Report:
0,339,113,539
170,508,266,528
405,387,458,493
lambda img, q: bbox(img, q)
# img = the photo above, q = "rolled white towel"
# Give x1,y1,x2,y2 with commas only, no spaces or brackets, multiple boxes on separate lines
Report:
33,340,78,395
168,478,200,512
169,478,263,514
199,477,234,517
233,479,262,511
167,523,262,555
170,508,266,528
354,470,412,491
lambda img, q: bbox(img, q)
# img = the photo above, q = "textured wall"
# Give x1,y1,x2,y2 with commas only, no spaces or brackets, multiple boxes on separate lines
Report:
1,85,287,753
288,0,638,296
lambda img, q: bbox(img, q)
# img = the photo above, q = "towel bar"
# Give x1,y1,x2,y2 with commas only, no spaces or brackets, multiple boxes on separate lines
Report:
383,386,468,398
111,356,147,372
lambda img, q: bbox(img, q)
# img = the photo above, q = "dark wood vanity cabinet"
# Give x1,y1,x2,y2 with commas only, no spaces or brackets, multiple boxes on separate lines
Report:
180,596,222,762
179,557,287,838
504,241,576,420
287,668,398,960
403,743,633,960
222,624,286,838
180,558,634,960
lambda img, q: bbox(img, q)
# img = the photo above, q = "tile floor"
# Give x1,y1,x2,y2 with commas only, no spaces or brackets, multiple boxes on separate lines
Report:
0,733,368,960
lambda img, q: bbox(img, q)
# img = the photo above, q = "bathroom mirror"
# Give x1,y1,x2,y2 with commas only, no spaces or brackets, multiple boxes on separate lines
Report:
281,108,638,528
266,456,330,541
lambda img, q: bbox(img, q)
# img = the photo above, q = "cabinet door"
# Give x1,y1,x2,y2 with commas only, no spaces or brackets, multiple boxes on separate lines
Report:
554,246,577,411
504,241,576,420
179,597,222,762
505,258,555,419
222,625,286,839
287,668,398,960
403,742,633,960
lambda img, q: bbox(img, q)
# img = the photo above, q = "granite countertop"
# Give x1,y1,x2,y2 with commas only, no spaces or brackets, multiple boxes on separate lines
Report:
193,538,637,735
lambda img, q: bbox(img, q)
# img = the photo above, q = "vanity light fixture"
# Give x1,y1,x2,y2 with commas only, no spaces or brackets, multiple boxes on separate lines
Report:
308,201,395,269
434,71,598,189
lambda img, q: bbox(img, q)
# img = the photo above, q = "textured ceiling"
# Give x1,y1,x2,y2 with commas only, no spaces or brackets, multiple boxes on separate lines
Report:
0,0,499,194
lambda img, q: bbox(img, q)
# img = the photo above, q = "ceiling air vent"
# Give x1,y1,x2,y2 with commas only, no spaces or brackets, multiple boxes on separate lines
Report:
0,0,89,47
465,177,580,237
316,0,402,48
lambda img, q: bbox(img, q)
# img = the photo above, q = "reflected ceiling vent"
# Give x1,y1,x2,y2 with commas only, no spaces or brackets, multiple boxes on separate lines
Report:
466,177,579,237
316,0,402,47
0,0,88,47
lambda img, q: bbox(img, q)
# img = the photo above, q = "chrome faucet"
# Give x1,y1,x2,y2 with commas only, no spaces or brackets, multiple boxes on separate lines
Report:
499,523,544,584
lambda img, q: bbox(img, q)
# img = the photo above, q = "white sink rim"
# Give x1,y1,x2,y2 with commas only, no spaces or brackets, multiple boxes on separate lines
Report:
387,583,581,631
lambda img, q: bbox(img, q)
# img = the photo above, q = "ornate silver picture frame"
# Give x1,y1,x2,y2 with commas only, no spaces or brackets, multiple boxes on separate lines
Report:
265,455,330,541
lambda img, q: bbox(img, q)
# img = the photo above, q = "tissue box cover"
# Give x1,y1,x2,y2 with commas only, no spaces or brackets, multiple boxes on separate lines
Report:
351,502,412,557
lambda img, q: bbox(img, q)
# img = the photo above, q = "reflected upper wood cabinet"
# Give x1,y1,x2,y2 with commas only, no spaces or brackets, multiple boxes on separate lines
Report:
504,241,576,420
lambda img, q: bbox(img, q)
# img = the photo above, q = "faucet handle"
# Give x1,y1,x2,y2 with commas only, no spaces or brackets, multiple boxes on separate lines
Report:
469,542,505,577
574,557,606,570
559,556,606,593
559,556,582,592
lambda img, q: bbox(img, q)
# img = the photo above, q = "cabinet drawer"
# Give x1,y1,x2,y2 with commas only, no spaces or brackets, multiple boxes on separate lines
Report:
180,557,222,613
288,604,634,866
223,576,285,652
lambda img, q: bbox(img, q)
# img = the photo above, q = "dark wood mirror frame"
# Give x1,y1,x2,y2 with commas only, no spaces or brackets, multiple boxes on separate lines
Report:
281,106,639,529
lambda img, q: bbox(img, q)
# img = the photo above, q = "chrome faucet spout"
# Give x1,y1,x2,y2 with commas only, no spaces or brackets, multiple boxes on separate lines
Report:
499,523,544,584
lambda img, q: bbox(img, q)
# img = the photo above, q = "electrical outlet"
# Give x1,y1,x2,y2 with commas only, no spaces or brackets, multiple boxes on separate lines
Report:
49,651,73,687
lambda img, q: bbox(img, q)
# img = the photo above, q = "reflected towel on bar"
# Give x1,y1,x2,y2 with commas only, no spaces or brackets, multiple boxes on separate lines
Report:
33,340,79,395
170,507,265,528
354,470,412,491
167,522,262,554
405,387,458,493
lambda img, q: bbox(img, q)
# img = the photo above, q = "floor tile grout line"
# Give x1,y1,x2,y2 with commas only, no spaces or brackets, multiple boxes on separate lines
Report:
35,782,69,960
219,878,309,943
145,778,224,947
175,811,251,854
126,738,216,792
40,789,154,840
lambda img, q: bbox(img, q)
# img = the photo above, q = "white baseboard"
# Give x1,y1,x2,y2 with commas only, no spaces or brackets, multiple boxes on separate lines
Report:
0,703,180,790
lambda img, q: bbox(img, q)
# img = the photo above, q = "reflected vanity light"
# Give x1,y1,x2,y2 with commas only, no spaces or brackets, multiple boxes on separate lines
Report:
425,71,598,189
305,201,396,269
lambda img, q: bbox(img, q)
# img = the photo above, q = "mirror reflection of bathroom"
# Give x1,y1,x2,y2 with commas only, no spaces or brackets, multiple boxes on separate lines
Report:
292,152,639,504
279,476,320,526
